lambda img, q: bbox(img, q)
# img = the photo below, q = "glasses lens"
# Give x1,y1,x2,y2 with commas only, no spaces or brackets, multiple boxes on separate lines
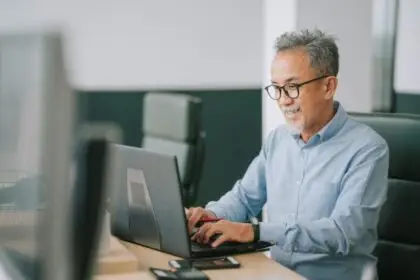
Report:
284,84,299,99
266,85,280,100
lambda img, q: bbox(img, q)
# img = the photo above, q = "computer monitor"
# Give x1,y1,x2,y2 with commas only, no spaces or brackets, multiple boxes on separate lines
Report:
0,30,112,280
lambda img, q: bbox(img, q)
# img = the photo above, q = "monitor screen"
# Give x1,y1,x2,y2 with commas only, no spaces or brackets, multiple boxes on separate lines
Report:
0,33,47,279
0,31,75,280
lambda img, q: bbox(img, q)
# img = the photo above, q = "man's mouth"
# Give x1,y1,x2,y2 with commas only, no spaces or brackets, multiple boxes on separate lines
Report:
283,107,301,118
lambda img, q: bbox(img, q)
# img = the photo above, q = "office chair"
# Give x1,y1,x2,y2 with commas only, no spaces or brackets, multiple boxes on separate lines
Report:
141,92,205,207
349,112,420,280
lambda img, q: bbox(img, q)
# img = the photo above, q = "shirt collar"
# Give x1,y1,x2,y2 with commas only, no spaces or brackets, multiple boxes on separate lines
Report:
287,101,348,143
317,101,348,141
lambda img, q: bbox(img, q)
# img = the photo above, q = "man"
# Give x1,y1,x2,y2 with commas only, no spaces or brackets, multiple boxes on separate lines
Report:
186,29,389,280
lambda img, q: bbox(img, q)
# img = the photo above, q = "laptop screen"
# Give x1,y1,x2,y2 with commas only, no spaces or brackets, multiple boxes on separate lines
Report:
126,168,161,249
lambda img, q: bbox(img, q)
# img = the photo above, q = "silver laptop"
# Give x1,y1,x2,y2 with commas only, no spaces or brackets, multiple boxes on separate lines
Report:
109,144,272,259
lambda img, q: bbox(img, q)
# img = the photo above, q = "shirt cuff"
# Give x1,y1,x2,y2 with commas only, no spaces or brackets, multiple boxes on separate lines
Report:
205,203,227,220
260,219,297,252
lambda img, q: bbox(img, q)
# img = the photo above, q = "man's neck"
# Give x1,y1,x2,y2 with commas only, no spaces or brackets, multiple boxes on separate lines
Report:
301,103,336,143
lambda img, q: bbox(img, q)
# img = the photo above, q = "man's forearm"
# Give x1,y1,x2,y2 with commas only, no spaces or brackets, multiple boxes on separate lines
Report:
259,217,350,254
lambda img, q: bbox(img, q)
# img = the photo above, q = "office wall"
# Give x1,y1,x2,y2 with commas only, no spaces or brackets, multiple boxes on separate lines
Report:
0,0,263,90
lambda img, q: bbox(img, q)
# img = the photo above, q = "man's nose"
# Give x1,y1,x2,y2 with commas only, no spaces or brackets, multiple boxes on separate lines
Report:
278,92,293,106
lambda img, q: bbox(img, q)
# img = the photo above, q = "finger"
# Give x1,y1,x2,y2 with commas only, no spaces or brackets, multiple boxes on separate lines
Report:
203,225,220,244
191,225,207,242
188,208,202,232
191,231,198,241
212,234,229,248
189,227,198,238
199,224,217,244
192,223,211,243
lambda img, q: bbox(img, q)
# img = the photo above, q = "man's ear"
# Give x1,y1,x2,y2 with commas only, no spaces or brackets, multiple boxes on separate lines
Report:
324,77,337,100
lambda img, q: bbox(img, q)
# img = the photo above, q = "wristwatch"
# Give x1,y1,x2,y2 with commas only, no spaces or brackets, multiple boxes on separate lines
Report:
250,217,260,242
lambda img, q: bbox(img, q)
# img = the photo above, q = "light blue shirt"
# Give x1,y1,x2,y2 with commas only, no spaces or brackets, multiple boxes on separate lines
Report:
206,101,389,280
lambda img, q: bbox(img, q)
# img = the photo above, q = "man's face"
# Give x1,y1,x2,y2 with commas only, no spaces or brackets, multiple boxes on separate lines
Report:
270,48,332,133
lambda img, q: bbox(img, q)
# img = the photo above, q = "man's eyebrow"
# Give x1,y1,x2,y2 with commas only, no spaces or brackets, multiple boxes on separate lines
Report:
270,77,298,85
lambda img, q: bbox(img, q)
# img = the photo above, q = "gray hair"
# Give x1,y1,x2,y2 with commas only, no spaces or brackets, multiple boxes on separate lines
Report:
274,29,339,76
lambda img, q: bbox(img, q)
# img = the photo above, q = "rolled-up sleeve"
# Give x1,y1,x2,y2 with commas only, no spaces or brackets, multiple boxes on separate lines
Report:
259,143,389,255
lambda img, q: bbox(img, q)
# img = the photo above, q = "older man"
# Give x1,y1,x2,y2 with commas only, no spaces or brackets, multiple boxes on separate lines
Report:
187,29,389,280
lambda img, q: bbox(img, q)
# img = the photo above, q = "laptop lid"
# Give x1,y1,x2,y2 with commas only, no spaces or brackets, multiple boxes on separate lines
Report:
109,144,193,258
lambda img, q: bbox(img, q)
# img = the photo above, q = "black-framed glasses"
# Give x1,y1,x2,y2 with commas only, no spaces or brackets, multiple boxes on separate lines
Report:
264,75,328,100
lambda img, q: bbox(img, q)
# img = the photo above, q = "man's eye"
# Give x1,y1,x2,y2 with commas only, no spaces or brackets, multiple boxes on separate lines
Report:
284,84,297,91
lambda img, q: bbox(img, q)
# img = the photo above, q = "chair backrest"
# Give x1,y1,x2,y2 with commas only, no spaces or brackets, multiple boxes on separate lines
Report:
141,92,205,206
349,112,420,280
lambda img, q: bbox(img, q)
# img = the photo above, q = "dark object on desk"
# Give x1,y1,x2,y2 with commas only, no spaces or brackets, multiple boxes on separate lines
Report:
71,137,111,280
142,92,206,207
169,256,240,270
149,267,209,280
110,145,273,259
350,112,420,280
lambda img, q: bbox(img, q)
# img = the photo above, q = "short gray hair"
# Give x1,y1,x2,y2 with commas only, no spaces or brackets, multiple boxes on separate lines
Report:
274,29,339,76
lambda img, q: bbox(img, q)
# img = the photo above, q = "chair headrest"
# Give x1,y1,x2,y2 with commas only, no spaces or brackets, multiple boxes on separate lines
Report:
142,92,202,142
349,112,420,182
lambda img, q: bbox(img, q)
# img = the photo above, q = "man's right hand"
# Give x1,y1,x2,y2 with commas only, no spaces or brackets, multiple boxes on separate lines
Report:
185,207,217,233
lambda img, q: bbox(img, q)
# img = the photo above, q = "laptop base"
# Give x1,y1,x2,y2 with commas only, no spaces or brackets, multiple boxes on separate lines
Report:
190,240,272,259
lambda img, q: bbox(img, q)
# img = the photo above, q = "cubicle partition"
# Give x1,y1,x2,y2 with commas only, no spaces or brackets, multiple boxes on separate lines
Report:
77,89,262,206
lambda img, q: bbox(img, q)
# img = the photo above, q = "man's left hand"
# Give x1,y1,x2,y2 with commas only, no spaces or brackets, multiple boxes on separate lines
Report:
191,220,254,247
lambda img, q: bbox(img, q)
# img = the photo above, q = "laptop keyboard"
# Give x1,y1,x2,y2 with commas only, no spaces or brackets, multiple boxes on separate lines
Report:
190,232,252,250
191,241,213,250
191,240,244,249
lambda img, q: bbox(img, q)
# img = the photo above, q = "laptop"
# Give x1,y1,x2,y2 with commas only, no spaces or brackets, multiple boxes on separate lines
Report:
109,144,272,259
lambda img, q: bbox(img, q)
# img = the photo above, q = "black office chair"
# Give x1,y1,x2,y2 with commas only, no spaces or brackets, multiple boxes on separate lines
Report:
141,92,205,207
349,112,420,280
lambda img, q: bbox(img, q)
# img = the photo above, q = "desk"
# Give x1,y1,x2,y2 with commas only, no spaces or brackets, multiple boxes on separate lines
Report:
96,239,306,280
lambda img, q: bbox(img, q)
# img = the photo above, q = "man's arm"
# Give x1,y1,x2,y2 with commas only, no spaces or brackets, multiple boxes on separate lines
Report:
205,132,275,222
259,143,389,255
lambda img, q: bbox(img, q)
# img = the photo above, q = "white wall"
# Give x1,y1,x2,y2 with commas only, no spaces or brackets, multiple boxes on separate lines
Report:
262,0,295,138
0,0,263,90
394,0,420,94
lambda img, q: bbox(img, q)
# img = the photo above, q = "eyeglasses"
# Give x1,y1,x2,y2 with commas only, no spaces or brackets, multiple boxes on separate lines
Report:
264,75,328,100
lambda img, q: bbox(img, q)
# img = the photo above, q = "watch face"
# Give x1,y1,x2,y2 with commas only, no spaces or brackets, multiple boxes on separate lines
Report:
250,217,259,225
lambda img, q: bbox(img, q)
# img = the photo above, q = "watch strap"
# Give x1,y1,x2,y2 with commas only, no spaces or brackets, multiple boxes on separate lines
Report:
250,217,260,242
